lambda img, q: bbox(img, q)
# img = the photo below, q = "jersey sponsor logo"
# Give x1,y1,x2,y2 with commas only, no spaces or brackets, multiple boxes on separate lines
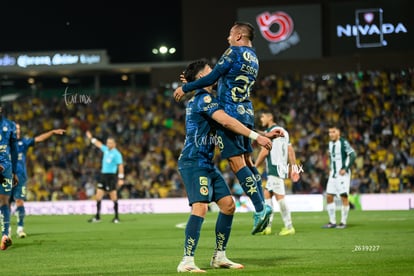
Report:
242,51,258,64
199,176,208,186
203,102,219,112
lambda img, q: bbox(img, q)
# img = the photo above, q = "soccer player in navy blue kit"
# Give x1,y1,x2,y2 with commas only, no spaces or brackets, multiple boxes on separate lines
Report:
86,130,124,223
0,106,18,250
10,123,66,238
176,59,273,272
174,22,276,235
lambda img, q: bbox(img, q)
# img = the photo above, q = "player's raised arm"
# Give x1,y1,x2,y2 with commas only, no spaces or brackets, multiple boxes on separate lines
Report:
86,130,103,148
35,129,66,143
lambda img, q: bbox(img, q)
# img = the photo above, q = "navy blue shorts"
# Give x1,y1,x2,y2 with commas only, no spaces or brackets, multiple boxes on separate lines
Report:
11,172,27,200
217,127,253,159
0,165,13,196
179,167,231,206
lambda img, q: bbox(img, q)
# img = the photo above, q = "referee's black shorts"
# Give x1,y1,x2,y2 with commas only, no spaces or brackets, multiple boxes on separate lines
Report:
97,173,117,192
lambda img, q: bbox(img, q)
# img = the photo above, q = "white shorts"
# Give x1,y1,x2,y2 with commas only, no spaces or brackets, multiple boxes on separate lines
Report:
326,173,351,196
265,175,286,195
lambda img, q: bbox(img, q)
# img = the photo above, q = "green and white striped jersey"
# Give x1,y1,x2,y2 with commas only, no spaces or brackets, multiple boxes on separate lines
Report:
329,137,355,178
265,125,290,179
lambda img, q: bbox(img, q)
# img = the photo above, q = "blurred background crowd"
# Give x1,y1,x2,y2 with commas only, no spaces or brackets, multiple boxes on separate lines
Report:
9,68,414,201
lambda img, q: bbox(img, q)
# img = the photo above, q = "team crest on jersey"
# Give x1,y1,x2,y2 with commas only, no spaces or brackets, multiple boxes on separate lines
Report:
200,186,209,196
3,126,8,132
203,95,212,103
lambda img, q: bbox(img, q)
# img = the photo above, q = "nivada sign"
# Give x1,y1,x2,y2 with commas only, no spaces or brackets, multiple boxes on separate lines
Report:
336,8,408,48
329,0,412,55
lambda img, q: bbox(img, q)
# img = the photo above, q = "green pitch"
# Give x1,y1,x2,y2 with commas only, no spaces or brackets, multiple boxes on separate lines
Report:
3,210,414,275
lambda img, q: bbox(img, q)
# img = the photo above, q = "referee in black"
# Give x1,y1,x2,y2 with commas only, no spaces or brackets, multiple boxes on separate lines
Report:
86,130,124,223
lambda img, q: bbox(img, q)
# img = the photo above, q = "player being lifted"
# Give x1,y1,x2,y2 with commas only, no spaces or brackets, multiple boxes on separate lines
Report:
174,22,278,235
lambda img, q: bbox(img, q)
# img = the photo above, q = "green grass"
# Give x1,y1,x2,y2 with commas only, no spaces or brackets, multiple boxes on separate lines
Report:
3,210,414,275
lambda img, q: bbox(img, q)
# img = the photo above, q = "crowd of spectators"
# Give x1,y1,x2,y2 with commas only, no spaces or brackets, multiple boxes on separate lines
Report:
9,68,414,201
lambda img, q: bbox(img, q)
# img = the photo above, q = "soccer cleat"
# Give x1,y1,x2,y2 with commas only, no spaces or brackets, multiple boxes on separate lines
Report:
251,204,272,235
112,218,120,224
210,250,244,269
1,235,12,250
17,229,27,238
88,217,101,223
322,222,337,229
279,227,296,236
177,257,206,273
261,226,272,235
336,223,347,229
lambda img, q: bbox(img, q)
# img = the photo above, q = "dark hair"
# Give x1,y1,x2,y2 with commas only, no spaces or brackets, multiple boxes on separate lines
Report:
259,109,287,127
327,123,342,132
260,109,275,119
234,21,255,41
183,58,211,82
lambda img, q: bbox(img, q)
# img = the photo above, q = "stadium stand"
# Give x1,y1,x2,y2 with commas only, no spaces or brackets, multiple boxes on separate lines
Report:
6,68,414,201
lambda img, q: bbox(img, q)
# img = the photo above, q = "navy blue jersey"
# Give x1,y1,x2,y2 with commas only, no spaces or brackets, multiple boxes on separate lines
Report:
16,137,35,184
0,117,18,174
183,46,258,126
178,89,222,170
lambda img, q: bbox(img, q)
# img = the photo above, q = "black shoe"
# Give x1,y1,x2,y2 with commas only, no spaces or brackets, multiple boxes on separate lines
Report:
322,222,337,229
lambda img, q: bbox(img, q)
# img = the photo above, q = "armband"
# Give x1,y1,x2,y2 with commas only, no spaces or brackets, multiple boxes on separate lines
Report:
249,131,259,140
91,138,97,144
118,174,125,179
